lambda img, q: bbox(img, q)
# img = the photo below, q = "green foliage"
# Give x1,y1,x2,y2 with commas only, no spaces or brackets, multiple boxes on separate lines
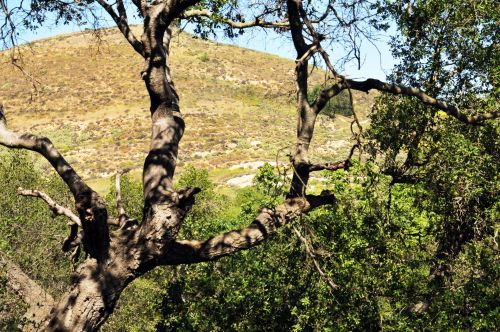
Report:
1,0,497,329
385,0,498,109
0,150,73,329
1,141,498,331
365,85,499,330
308,85,353,118
105,173,143,221
176,165,228,237
105,161,492,331
252,162,286,198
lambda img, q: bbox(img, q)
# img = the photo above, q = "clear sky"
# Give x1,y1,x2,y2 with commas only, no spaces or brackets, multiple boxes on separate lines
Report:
14,8,395,81
211,28,395,81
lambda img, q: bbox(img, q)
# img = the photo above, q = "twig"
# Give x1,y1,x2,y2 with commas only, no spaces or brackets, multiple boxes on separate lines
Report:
292,225,339,291
114,169,139,229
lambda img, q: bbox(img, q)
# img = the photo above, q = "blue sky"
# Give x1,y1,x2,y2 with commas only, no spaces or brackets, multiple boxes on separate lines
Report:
15,8,395,81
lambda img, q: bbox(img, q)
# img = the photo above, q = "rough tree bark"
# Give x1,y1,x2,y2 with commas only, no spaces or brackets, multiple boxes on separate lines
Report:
0,1,335,330
0,256,54,331
0,0,498,330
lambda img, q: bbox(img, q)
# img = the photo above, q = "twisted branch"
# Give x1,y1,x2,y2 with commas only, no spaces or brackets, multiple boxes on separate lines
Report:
0,105,109,260
0,105,89,197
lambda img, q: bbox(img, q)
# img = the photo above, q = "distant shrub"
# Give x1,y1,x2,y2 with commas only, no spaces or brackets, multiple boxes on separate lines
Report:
198,53,209,62
308,85,353,117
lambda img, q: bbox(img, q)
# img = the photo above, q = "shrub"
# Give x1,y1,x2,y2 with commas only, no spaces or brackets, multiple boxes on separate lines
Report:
308,85,353,117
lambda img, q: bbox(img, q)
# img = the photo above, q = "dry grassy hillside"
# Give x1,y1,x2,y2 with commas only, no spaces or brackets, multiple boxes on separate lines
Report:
0,26,374,186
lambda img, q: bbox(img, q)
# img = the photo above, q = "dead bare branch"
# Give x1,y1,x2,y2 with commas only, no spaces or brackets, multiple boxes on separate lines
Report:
17,188,83,254
292,225,339,291
17,188,81,227
115,170,128,224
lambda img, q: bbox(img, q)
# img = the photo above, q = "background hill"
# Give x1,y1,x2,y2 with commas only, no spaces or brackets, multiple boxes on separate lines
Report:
0,27,374,190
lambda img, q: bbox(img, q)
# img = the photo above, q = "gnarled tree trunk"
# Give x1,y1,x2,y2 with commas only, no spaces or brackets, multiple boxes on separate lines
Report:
1,0,496,330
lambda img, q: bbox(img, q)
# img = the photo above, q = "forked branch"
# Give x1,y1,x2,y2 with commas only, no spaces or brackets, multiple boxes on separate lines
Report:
286,3,498,125
17,188,82,253
95,0,145,57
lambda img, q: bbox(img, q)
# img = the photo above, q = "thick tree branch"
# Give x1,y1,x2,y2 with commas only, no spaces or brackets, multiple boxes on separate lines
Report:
0,255,54,329
292,5,496,126
343,78,499,124
0,105,109,260
160,192,335,265
315,78,499,125
287,0,321,197
0,106,88,197
181,9,290,29
288,0,309,100
308,160,349,172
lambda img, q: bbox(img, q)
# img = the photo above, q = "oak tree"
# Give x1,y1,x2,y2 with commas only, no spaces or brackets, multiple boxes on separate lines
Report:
0,0,497,330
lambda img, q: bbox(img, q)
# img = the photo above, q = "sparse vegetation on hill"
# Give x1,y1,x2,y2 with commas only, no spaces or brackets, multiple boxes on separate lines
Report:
0,27,373,182
0,0,497,330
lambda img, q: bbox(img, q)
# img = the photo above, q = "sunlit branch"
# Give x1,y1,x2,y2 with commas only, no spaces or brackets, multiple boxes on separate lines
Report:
344,78,499,124
0,105,109,259
181,9,290,29
18,188,81,227
308,160,348,172
0,105,89,197
95,0,145,57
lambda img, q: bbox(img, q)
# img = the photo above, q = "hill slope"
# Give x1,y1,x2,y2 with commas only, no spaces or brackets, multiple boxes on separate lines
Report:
0,27,374,184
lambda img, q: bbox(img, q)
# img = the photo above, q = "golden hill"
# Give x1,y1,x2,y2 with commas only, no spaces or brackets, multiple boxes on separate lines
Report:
0,27,374,184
